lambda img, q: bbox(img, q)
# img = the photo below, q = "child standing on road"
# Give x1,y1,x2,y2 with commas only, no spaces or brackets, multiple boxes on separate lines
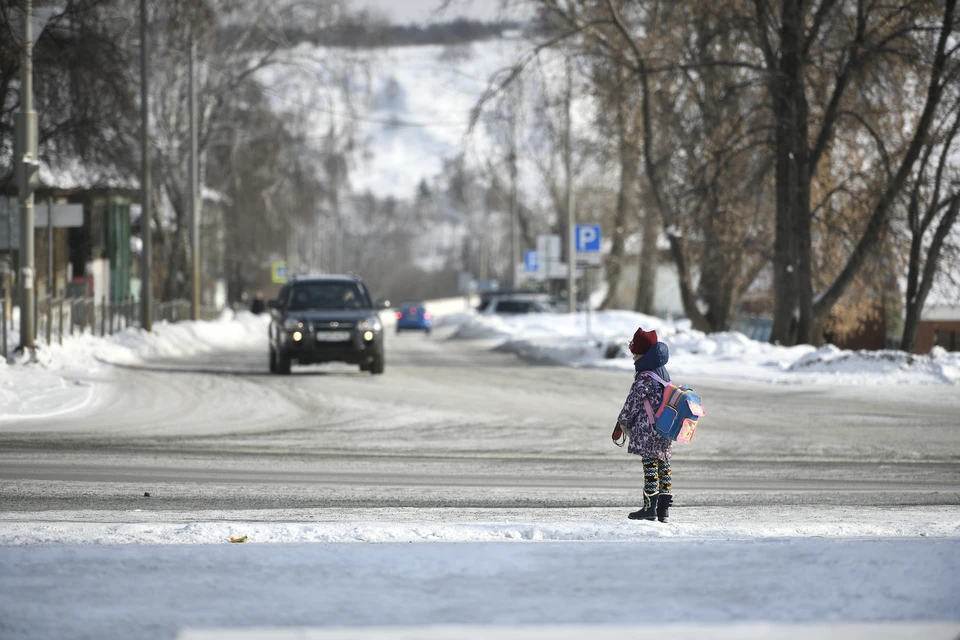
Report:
614,327,674,522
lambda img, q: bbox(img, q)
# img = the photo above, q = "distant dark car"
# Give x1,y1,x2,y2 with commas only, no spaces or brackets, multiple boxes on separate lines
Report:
268,275,384,375
395,301,432,334
481,294,555,315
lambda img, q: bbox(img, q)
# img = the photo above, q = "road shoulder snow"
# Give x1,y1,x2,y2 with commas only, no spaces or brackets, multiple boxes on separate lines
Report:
2,505,958,545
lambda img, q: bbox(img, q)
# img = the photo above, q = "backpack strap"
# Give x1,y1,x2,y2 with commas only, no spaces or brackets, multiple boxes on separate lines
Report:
640,370,667,387
639,371,666,423
642,398,656,426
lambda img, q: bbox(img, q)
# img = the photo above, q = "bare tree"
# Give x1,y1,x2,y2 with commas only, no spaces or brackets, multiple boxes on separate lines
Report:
512,0,958,343
899,94,960,352
1,0,140,191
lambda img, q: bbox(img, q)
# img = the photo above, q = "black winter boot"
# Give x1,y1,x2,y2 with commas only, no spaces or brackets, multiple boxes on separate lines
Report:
657,494,673,523
628,493,659,521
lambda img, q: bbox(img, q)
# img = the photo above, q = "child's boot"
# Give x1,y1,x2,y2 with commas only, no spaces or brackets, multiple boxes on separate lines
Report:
657,493,673,523
628,492,659,520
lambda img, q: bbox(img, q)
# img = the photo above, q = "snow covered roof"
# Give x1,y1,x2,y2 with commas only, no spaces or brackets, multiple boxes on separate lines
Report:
39,158,137,192
921,305,960,322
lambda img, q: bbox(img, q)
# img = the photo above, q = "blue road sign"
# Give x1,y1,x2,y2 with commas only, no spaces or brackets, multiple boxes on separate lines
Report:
524,250,539,272
576,225,601,252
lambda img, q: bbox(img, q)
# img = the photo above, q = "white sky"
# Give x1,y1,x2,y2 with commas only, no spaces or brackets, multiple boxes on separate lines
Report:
351,0,527,24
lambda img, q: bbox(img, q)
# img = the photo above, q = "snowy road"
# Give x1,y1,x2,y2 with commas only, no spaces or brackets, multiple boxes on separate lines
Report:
2,324,960,640
2,329,960,514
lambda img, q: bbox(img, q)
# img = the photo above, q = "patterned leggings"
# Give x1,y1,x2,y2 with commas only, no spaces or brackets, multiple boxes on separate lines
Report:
642,457,672,495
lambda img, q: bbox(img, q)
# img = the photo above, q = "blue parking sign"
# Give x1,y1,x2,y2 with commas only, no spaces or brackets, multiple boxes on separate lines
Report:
524,250,539,272
576,225,601,252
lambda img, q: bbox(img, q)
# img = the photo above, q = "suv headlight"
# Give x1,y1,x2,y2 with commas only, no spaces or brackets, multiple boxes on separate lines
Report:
283,317,303,331
360,315,382,332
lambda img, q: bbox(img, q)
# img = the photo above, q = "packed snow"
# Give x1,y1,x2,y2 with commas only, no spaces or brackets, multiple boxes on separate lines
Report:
2,504,959,545
0,310,270,422
1,538,958,640
174,625,960,640
445,310,960,384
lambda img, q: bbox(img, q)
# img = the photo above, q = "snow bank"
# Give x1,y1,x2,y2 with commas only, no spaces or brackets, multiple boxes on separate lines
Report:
0,364,96,421
4,506,958,545
34,309,269,370
788,344,960,383
0,310,269,422
448,310,960,384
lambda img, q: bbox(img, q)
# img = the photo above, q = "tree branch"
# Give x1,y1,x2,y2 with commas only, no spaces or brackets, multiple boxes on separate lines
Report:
814,0,958,317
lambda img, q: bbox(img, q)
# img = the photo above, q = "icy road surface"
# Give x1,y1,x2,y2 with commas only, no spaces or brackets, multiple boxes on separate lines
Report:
2,327,959,514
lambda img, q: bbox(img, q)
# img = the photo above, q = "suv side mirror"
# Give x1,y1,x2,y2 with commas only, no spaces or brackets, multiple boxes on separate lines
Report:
376,298,391,310
267,300,280,310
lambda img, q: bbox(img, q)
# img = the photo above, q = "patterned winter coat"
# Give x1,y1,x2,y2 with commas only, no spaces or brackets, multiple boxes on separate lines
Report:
617,342,673,461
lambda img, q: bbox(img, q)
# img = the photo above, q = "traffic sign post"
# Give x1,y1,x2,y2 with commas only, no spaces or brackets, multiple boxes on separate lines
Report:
575,224,602,334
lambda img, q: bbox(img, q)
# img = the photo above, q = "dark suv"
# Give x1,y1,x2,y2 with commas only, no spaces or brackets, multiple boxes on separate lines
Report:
268,276,385,375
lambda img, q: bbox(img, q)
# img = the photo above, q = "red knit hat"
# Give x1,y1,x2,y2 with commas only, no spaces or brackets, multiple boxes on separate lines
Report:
629,327,658,355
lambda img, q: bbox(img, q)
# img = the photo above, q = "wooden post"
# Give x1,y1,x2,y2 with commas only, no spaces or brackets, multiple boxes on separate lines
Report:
58,297,64,345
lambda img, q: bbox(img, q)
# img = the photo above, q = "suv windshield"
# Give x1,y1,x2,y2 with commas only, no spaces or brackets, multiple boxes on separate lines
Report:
285,281,372,311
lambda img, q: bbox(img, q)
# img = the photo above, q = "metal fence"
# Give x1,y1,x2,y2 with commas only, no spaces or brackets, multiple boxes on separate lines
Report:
29,297,220,348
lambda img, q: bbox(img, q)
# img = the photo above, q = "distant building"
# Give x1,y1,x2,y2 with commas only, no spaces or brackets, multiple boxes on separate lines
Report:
916,305,960,353
3,163,228,312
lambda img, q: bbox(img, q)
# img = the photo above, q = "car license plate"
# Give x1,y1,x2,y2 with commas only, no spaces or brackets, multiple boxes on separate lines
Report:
315,331,351,342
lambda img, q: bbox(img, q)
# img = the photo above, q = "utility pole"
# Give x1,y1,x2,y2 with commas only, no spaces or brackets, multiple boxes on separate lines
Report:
140,0,153,331
16,0,39,352
480,193,490,282
3,198,10,360
46,199,52,345
189,39,200,320
564,56,576,314
508,100,519,290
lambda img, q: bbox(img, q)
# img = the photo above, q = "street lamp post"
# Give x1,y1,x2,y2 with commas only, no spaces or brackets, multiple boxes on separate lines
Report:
16,0,39,352
140,0,153,331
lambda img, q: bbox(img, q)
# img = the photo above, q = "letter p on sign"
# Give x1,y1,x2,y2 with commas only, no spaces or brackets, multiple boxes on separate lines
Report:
576,225,601,253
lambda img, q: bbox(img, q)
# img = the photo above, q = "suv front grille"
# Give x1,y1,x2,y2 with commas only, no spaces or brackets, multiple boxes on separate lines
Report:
312,321,355,331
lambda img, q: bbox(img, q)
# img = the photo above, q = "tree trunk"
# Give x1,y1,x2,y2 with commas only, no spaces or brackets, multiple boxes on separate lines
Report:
901,303,922,354
602,65,638,310
770,0,807,346
635,205,658,314
636,61,709,330
602,152,637,309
